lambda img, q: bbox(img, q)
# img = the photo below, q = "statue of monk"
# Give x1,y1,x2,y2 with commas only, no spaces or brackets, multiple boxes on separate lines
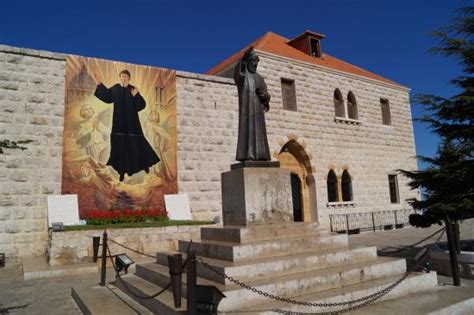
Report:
234,47,271,161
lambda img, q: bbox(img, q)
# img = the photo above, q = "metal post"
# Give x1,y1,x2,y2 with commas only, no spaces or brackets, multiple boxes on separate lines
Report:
371,212,376,232
168,254,183,308
394,210,398,225
187,251,197,315
453,220,461,254
100,230,108,286
346,214,349,234
93,236,100,263
445,217,461,286
329,215,333,232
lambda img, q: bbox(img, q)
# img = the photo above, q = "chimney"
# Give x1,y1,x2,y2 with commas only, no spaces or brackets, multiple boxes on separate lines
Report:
287,30,325,58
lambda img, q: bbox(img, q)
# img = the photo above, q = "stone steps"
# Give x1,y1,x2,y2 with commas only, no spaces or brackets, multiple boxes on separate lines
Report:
200,222,324,243
156,245,378,284
71,284,153,315
133,256,407,311
178,232,348,262
114,274,187,315
234,272,439,314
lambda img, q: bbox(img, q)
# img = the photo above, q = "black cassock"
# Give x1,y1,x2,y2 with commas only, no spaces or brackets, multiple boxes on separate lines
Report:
234,59,271,161
94,83,160,176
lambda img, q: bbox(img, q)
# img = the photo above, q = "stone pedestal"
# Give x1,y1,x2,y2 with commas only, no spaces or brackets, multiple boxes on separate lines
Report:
221,167,293,226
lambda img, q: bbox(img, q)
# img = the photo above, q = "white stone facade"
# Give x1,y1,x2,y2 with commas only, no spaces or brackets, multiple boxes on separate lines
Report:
177,51,418,228
0,44,418,263
0,45,66,263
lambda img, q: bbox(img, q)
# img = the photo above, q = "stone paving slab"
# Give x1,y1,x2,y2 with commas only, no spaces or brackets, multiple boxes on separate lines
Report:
0,266,111,315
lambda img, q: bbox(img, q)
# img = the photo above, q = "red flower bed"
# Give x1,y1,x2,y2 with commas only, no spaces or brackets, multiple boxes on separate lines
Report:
83,208,168,225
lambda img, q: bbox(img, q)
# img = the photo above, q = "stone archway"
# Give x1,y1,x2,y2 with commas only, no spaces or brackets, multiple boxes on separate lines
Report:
277,140,317,222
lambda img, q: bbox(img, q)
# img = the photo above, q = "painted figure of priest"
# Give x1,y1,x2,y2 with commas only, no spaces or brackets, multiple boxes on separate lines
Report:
234,47,271,161
93,70,160,181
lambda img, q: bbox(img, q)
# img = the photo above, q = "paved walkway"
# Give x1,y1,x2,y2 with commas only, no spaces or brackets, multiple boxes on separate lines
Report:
0,220,472,314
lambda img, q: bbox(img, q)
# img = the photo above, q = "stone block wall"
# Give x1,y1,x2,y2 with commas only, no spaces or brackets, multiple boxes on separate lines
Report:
0,43,420,262
177,53,419,227
0,45,66,263
257,52,418,226
175,72,238,221
48,225,204,266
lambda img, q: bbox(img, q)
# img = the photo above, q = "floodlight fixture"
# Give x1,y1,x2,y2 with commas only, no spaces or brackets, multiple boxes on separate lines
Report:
115,253,134,274
51,222,64,232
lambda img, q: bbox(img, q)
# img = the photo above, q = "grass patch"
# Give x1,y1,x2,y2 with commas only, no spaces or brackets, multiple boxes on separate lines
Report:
61,220,214,231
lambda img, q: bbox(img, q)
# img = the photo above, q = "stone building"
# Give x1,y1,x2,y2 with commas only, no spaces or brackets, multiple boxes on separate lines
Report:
0,30,417,263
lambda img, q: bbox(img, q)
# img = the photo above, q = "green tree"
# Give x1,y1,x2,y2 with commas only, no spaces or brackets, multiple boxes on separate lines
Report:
400,6,474,286
401,6,474,226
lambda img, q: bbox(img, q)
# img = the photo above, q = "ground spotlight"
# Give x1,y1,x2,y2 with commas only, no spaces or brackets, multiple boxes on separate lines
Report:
114,253,134,274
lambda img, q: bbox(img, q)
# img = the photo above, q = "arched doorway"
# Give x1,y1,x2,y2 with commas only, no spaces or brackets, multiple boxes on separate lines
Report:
278,140,317,222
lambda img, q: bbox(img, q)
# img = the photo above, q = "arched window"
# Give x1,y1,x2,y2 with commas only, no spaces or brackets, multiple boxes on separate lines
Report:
341,170,353,201
347,91,358,120
334,89,345,117
327,170,338,202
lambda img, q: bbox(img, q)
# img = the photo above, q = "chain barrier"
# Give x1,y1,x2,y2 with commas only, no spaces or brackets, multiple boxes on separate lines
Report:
0,303,30,313
105,229,446,313
105,238,192,300
109,238,156,259
195,227,447,314
379,227,445,256
198,257,408,314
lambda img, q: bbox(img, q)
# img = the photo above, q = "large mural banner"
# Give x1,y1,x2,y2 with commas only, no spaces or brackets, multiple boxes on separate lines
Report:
62,56,177,217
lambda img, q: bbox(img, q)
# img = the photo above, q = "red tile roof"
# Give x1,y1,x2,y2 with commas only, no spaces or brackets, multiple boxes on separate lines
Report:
206,32,404,87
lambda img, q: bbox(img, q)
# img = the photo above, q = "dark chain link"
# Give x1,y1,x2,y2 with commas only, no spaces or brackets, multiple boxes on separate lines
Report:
197,257,409,310
106,239,191,300
266,229,447,315
197,228,446,314
109,238,156,259
107,245,174,299
380,227,445,255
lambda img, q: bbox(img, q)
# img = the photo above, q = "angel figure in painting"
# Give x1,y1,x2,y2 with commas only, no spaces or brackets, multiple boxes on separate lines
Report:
146,110,176,180
75,103,108,163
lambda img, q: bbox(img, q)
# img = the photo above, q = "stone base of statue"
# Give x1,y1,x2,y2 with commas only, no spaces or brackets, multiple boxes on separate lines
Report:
221,164,293,226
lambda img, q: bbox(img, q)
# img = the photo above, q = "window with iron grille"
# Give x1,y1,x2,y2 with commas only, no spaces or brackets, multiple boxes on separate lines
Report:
388,175,399,203
381,98,391,125
281,78,297,111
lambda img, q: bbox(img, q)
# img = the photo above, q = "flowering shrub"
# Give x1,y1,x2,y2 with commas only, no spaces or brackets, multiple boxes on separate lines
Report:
83,208,168,225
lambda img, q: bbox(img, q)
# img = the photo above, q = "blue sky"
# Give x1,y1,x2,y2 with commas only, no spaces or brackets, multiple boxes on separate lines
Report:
0,0,465,169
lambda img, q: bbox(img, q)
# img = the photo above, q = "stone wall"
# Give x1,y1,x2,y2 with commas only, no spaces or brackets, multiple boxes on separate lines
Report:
0,45,66,263
257,52,418,227
0,44,419,262
48,225,204,266
176,52,419,227
175,72,238,221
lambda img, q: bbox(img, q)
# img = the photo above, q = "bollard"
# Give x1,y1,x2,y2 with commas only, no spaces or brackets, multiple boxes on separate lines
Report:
100,230,108,286
168,254,183,308
187,251,197,315
93,236,100,263
345,214,350,233
371,212,376,232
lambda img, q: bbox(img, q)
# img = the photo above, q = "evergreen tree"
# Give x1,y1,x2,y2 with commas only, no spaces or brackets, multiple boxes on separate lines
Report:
401,7,474,227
